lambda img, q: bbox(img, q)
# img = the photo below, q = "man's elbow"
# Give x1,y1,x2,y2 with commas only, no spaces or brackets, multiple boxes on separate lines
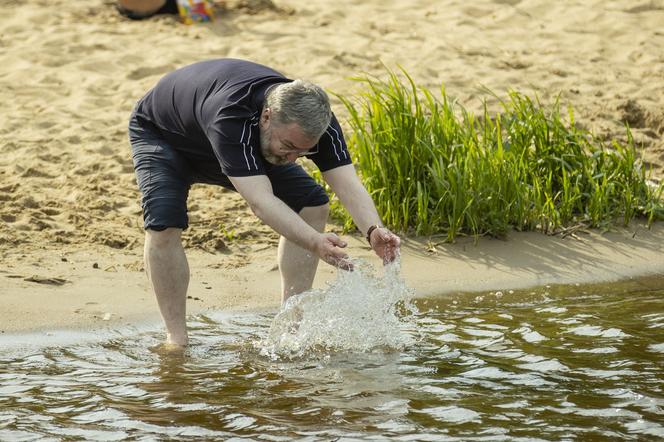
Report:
245,198,265,220
243,193,280,223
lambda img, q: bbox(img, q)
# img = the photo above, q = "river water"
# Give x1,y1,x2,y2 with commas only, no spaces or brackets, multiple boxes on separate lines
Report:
1,264,663,441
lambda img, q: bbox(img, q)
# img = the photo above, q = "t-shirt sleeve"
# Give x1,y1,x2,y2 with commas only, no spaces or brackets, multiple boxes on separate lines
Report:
307,113,353,171
205,116,266,177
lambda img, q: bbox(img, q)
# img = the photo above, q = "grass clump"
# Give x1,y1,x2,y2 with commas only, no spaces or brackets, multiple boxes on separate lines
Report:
323,68,664,241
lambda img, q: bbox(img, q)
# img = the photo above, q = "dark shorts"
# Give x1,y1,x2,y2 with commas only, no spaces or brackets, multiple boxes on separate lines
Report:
128,113,329,231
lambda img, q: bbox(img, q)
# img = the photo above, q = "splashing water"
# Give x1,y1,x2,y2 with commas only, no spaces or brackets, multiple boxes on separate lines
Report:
258,258,417,359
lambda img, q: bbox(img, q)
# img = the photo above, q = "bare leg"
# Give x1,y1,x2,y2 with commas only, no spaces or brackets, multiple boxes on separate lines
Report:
117,0,166,15
278,204,329,303
144,228,189,346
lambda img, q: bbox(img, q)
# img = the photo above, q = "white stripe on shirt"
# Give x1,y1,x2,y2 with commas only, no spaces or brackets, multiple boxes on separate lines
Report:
239,115,260,171
247,119,258,169
240,119,251,170
326,126,348,161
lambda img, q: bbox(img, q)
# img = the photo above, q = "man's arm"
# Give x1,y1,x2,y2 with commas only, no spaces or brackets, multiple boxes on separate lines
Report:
322,164,400,262
228,174,352,268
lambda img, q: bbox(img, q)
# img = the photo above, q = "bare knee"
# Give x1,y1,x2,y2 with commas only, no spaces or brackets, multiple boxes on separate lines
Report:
146,228,183,249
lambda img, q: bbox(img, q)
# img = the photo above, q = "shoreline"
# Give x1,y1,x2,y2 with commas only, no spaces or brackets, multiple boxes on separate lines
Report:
2,222,663,336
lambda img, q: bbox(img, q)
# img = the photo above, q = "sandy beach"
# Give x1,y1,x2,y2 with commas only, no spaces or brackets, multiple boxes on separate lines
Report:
1,0,663,335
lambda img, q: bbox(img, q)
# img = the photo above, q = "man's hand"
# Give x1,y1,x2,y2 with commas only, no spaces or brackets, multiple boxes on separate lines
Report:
315,233,353,270
369,227,401,264
322,166,401,265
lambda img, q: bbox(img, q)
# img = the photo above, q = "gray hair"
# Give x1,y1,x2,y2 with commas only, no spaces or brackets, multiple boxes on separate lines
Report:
266,80,332,139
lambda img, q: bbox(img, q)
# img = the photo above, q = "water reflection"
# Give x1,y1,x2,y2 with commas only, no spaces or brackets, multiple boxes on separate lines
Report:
1,276,663,440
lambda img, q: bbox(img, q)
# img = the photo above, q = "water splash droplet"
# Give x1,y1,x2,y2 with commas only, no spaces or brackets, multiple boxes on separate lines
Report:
258,259,417,359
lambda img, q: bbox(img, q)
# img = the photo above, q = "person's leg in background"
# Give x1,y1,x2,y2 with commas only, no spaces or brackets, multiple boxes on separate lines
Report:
116,0,177,20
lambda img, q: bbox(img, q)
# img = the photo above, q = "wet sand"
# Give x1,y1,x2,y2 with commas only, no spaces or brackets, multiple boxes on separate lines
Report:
2,223,663,334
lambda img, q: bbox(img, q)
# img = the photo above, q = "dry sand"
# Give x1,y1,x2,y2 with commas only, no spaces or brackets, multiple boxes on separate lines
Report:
1,0,663,335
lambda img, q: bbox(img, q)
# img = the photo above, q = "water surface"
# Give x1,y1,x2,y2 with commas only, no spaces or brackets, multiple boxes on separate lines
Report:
1,271,663,441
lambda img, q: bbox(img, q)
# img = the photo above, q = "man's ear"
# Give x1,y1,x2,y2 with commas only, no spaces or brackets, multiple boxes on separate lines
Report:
260,107,271,127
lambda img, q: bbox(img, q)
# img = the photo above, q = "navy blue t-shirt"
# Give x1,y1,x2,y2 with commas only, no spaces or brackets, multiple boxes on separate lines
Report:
134,59,352,178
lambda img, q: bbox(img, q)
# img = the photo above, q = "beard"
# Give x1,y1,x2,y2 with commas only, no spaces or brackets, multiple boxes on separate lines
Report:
260,125,290,166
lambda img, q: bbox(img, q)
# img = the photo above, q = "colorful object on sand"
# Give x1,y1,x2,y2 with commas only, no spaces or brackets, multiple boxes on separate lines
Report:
176,0,214,24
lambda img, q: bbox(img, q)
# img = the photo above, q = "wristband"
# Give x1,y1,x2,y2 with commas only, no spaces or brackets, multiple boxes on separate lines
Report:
366,225,380,246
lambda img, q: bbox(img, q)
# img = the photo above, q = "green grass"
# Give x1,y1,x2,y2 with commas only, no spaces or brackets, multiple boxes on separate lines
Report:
319,68,664,241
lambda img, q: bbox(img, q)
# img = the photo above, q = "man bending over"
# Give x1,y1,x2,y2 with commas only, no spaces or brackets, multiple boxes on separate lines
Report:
129,58,400,346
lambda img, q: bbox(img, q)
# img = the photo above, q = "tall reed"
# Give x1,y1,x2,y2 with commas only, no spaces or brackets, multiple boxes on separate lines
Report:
323,68,663,241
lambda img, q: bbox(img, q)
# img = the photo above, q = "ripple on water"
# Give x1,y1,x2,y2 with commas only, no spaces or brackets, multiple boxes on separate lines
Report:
647,342,664,353
419,405,482,424
516,358,569,373
513,325,548,343
566,325,630,338
572,346,620,354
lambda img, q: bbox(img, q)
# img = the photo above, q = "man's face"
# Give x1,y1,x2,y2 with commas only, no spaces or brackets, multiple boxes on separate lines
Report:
259,110,318,165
